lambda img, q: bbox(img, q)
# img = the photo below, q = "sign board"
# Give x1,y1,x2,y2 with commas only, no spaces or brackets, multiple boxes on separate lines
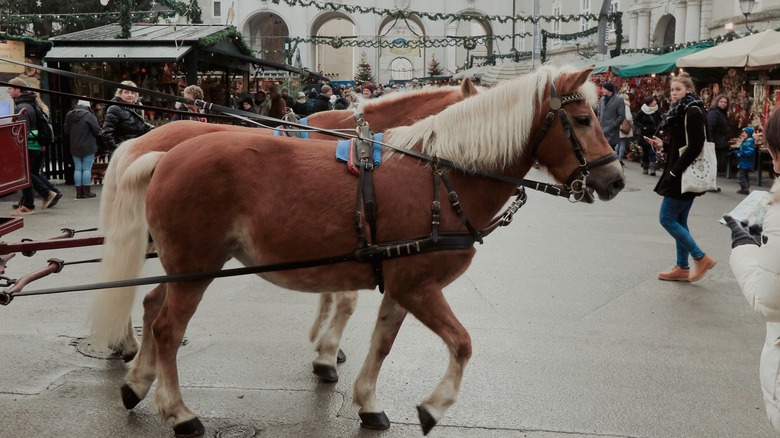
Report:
0,41,25,74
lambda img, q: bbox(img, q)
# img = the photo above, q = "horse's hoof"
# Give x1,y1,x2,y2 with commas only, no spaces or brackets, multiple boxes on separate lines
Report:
173,417,205,437
120,384,141,410
417,405,437,435
359,411,390,430
312,363,338,383
337,349,347,364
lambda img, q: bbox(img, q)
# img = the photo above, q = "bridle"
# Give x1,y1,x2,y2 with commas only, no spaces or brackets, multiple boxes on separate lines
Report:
529,81,619,202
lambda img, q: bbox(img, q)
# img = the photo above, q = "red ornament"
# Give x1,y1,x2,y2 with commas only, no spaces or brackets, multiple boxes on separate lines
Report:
141,67,147,74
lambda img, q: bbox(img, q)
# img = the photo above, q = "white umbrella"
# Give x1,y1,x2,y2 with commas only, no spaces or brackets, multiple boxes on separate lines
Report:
676,29,780,68
747,41,780,69
481,61,534,85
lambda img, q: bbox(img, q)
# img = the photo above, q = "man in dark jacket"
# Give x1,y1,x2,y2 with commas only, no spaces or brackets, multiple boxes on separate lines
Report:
64,100,101,198
311,85,333,114
707,94,731,174
597,82,625,161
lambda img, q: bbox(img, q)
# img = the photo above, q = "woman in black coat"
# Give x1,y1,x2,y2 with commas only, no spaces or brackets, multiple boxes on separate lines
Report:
101,80,153,152
707,94,731,173
633,95,663,176
646,73,716,283
64,100,101,198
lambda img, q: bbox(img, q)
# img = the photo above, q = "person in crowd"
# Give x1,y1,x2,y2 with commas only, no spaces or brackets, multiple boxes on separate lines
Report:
707,94,731,179
8,77,63,215
634,96,663,176
171,85,207,122
281,87,295,109
255,90,270,117
292,91,307,115
268,85,287,121
361,83,374,100
102,81,153,153
726,107,780,434
597,82,625,163
617,93,633,165
645,72,716,282
301,91,318,116
733,126,756,195
311,85,333,114
240,96,255,113
64,100,101,199
333,95,350,110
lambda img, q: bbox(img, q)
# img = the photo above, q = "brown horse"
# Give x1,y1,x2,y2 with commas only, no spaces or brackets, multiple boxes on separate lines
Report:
92,65,623,437
92,79,479,380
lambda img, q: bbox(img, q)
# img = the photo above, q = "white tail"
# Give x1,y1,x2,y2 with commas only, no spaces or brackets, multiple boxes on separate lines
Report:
89,151,165,349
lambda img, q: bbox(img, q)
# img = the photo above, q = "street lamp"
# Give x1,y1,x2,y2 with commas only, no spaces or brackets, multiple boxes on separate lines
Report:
739,0,756,32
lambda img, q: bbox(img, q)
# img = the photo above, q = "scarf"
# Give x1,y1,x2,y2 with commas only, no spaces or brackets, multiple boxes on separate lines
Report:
641,103,658,115
658,92,704,132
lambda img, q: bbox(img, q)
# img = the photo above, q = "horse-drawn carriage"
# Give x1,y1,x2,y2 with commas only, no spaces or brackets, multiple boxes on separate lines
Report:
0,62,624,437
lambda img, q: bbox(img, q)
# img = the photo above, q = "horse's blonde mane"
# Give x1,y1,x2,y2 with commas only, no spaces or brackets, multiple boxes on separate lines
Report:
385,65,597,171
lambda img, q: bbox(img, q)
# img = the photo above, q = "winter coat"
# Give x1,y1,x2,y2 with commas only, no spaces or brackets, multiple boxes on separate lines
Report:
634,105,663,148
311,94,331,114
653,105,707,200
64,104,101,157
734,129,756,170
730,180,780,432
12,91,43,151
619,101,633,139
707,106,731,151
598,93,625,146
101,96,153,151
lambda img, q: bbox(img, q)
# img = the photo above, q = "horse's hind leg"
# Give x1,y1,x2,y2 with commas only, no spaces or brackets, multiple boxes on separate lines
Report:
312,291,357,383
151,281,209,437
111,318,139,362
122,284,167,409
353,293,407,430
394,287,472,435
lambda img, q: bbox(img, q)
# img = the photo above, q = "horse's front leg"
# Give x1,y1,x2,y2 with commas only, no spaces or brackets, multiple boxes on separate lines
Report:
395,287,472,436
150,281,209,437
121,284,166,409
353,293,407,430
312,290,357,383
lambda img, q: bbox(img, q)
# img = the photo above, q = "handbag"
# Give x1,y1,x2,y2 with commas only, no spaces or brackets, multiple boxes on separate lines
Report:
680,108,718,194
619,118,632,134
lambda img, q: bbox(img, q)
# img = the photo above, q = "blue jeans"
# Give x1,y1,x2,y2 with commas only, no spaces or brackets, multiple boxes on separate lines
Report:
73,154,95,186
659,196,704,269
617,137,629,161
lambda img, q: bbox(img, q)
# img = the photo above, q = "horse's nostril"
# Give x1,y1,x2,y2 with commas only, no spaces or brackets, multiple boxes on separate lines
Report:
612,179,626,191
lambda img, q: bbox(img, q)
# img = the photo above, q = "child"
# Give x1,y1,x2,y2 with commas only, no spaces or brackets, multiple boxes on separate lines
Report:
733,126,756,194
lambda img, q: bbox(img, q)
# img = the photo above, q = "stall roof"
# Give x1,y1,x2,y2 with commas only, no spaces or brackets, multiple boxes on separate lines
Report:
613,42,715,78
45,24,320,79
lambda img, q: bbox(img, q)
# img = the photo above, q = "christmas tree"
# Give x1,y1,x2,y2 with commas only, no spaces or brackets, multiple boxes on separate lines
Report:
428,54,443,76
354,51,375,85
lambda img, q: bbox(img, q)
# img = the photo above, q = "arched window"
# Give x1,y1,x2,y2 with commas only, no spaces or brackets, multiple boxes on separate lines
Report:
388,57,413,81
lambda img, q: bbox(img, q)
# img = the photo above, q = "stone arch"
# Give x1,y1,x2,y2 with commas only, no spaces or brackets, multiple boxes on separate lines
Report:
309,11,356,82
653,14,676,48
241,11,290,65
388,57,414,81
445,12,493,73
378,14,426,83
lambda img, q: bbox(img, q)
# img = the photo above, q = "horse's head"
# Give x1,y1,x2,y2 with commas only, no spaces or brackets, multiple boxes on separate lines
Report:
532,66,625,203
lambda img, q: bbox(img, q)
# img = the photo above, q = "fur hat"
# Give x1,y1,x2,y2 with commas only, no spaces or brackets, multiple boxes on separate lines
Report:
601,82,615,93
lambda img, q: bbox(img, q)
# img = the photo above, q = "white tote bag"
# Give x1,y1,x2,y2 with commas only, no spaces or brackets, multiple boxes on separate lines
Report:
680,108,718,194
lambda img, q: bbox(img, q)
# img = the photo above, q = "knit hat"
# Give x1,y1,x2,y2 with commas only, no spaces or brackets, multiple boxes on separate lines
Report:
362,83,375,92
743,126,754,137
297,91,306,98
241,96,254,106
601,82,615,93
77,100,91,107
308,91,318,99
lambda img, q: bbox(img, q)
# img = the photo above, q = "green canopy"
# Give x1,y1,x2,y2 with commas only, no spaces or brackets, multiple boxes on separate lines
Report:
592,53,658,74
613,42,715,78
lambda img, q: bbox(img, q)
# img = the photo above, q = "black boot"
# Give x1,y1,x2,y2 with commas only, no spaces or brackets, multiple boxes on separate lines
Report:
83,186,96,198
76,186,84,199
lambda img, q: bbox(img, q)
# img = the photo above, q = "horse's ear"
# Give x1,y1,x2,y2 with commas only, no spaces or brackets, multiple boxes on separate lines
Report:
558,66,595,94
460,77,478,97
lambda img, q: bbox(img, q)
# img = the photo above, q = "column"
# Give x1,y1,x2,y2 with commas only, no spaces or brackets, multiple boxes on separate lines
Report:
699,0,712,40
685,0,702,43
637,10,651,50
675,1,687,45
629,11,639,49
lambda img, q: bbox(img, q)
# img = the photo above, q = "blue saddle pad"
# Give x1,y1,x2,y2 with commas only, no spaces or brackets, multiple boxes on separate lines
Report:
335,133,383,167
274,117,310,139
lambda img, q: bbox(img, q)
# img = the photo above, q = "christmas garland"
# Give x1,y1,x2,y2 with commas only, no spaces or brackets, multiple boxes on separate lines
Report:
197,27,253,56
269,0,621,25
620,30,747,55
0,32,53,50
116,0,202,38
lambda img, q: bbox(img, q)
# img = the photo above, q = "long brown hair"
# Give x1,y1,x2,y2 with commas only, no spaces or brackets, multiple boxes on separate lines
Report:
7,77,49,115
764,109,780,156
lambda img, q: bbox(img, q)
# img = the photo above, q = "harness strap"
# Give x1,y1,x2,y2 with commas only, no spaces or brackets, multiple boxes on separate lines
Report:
440,171,483,244
431,168,442,243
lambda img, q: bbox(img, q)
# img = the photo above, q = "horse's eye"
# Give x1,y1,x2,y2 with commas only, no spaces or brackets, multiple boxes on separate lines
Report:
574,116,590,126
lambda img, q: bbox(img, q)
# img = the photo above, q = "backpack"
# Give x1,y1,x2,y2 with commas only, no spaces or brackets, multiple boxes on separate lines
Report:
32,104,54,146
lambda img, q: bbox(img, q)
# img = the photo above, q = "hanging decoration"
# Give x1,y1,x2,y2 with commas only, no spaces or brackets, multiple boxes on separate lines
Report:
621,31,743,55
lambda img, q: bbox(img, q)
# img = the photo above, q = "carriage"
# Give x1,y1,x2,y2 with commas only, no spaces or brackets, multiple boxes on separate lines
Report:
0,63,624,437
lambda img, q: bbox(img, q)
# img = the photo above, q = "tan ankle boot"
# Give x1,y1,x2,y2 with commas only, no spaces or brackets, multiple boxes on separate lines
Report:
690,254,717,282
658,266,690,281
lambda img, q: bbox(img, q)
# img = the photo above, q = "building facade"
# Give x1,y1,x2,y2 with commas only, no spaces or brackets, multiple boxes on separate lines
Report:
195,0,780,84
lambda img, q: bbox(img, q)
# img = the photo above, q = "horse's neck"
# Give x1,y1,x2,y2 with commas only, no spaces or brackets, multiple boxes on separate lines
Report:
363,91,457,132
308,110,355,129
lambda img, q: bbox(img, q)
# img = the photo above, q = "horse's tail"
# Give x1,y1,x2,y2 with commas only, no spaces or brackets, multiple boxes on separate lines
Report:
98,138,134,232
89,151,165,350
